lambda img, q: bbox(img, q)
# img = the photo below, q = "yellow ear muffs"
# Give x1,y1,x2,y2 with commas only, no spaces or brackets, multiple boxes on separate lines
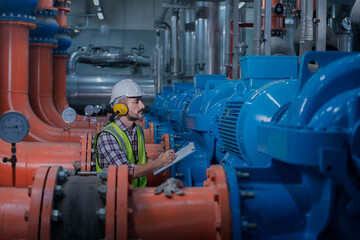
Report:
113,103,128,116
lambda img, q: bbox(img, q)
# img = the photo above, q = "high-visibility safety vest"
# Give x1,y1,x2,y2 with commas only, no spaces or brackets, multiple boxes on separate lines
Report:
94,122,147,188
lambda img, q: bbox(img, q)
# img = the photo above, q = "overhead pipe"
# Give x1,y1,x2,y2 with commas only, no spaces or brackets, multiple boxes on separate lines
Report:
66,75,155,111
0,165,231,240
0,4,95,142
67,45,150,75
53,0,105,127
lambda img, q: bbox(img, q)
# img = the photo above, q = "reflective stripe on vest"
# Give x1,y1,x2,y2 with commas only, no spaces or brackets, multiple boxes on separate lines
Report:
94,122,147,187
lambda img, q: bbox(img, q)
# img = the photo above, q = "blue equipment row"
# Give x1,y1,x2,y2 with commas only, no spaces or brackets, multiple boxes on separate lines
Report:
146,51,360,239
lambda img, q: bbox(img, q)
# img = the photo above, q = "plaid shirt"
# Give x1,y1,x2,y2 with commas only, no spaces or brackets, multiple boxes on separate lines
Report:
97,117,140,170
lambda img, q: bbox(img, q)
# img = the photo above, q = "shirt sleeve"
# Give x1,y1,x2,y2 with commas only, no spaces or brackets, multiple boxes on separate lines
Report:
97,131,135,170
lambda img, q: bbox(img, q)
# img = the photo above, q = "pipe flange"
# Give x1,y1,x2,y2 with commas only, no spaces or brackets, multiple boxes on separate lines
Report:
29,37,58,44
204,165,231,239
40,166,63,238
33,9,58,17
0,13,37,23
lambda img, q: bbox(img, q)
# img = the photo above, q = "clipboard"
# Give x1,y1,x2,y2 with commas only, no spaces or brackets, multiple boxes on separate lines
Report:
153,142,196,175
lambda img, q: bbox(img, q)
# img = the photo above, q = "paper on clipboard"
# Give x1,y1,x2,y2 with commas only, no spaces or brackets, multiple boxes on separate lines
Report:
153,142,196,175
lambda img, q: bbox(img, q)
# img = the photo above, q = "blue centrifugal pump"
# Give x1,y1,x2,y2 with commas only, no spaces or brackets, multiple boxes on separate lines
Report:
220,51,360,239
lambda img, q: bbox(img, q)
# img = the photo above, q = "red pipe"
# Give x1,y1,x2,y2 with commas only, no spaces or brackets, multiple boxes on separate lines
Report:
0,133,91,187
0,165,231,240
0,21,94,142
0,187,30,240
29,43,100,131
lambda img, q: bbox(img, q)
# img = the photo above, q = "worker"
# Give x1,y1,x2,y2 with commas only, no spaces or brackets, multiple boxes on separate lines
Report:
94,79,176,187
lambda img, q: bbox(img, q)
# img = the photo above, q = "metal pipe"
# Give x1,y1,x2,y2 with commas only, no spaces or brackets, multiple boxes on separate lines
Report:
68,46,151,75
351,0,360,51
0,165,230,240
315,0,326,51
0,21,89,142
304,0,314,42
0,137,89,187
154,29,163,94
67,75,155,110
171,9,180,77
164,23,171,75
253,0,262,55
232,0,239,78
195,1,222,74
263,0,272,55
184,8,196,77
224,0,232,76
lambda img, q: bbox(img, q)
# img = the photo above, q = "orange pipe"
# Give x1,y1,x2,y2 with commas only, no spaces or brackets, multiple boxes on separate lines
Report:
0,165,231,239
0,187,30,240
0,21,93,142
0,133,91,187
110,165,231,240
29,43,98,132
143,121,155,144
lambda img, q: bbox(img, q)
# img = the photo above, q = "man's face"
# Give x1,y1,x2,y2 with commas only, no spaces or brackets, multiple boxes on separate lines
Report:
126,97,145,121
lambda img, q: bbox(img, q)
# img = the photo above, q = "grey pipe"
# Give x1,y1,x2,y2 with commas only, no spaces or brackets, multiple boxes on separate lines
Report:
66,75,155,111
304,0,314,42
224,0,232,75
351,0,360,51
253,0,262,55
164,23,171,74
184,9,196,76
154,30,163,93
171,9,181,77
68,46,150,74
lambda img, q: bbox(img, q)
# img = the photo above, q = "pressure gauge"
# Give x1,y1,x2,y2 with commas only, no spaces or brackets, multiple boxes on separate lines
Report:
62,107,77,123
84,105,94,116
94,105,101,114
0,111,30,143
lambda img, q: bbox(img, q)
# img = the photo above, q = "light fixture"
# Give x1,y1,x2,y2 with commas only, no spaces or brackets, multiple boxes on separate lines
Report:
238,2,245,9
93,0,99,6
97,12,104,20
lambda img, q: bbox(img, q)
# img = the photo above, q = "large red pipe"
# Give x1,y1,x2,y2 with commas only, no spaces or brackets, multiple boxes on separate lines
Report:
0,165,231,240
0,132,91,187
0,21,94,142
29,43,100,131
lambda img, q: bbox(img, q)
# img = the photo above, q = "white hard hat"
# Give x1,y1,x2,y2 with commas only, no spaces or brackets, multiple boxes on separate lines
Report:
110,79,145,105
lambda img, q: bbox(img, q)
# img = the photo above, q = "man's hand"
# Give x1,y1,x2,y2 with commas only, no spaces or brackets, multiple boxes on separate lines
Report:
154,178,184,198
156,149,176,167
